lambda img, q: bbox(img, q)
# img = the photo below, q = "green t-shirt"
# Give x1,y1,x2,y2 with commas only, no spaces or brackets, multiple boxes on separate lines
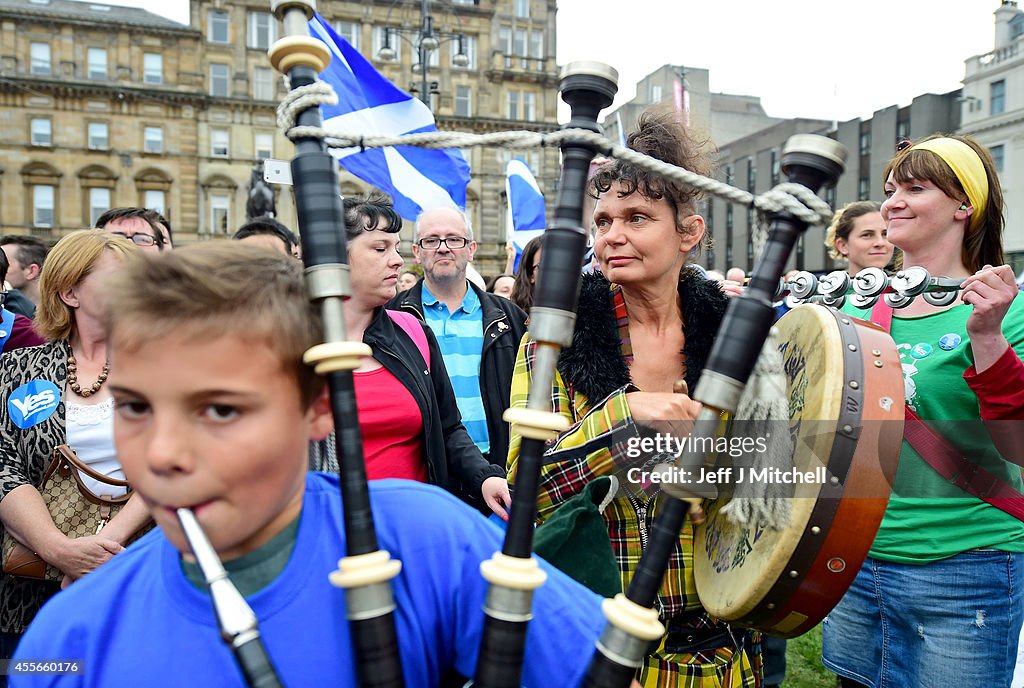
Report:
182,513,300,597
840,297,1024,564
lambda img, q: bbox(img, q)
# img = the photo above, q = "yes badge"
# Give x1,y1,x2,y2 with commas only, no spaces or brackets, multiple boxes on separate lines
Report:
8,380,60,429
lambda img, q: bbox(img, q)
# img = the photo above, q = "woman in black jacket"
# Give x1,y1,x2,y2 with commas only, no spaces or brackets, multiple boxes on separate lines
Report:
309,194,509,518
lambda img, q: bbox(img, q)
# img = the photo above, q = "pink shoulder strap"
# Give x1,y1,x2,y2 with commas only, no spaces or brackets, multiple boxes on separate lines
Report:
386,309,430,367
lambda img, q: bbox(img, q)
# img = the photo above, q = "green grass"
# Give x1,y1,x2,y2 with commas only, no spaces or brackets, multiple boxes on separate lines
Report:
781,624,835,687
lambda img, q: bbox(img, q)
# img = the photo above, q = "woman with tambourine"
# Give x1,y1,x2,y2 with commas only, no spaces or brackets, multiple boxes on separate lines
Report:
822,135,1024,687
506,109,760,686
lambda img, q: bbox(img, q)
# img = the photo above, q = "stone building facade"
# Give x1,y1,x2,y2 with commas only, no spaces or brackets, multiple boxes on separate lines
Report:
0,0,560,274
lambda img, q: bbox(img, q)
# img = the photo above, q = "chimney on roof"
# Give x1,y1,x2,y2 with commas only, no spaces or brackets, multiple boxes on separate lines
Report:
996,1,1021,49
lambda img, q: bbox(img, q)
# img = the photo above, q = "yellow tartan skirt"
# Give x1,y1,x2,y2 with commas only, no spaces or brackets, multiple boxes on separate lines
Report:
636,631,761,688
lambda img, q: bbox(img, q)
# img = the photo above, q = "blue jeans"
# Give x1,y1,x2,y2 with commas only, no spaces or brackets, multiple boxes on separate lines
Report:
822,550,1024,688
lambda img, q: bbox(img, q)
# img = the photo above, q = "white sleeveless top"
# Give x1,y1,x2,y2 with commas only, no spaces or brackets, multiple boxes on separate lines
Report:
65,398,128,498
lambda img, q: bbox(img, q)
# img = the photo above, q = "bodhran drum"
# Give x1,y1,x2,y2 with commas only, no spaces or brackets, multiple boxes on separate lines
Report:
694,304,904,638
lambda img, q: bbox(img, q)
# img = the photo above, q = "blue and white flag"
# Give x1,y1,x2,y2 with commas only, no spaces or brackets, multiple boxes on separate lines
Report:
504,159,546,272
308,15,471,220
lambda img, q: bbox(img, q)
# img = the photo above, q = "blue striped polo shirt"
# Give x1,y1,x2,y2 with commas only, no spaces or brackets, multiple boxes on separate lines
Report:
421,283,490,455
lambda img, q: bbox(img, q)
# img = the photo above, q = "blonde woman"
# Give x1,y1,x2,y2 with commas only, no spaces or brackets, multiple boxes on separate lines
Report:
0,231,150,665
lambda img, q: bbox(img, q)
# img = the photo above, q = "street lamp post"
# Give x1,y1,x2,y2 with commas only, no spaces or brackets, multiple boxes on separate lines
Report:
378,0,468,109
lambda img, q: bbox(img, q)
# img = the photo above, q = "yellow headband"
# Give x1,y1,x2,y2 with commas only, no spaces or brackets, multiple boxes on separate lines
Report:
910,137,988,232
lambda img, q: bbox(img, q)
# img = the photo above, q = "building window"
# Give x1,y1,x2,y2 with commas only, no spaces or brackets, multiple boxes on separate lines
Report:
455,85,472,117
144,126,163,154
253,67,274,101
896,120,910,142
143,53,162,85
523,91,536,121
991,80,1006,115
247,11,276,50
89,188,110,226
859,130,871,156
530,30,543,60
725,164,734,185
33,185,55,227
334,20,360,50
513,28,527,63
991,144,1005,173
30,42,50,75
725,205,734,267
88,122,108,150
452,35,476,69
498,27,511,67
746,207,756,268
770,150,780,184
373,27,401,61
858,176,870,200
514,0,529,18
210,193,230,234
87,47,107,80
255,133,273,160
507,90,520,120
144,189,165,215
30,118,51,146
210,63,230,97
746,157,756,191
651,84,662,102
208,9,229,43
211,128,229,157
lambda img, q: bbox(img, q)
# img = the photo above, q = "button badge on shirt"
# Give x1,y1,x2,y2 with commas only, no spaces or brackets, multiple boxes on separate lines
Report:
910,343,933,359
938,333,962,351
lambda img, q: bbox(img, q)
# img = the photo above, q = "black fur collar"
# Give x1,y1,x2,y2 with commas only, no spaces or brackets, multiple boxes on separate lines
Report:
558,269,728,403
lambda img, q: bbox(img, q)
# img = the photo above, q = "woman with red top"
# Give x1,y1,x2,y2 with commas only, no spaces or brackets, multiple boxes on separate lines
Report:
822,135,1024,687
308,193,510,519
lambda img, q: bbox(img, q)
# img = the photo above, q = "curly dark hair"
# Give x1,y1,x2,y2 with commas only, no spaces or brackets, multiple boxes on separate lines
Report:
589,108,714,252
342,192,402,241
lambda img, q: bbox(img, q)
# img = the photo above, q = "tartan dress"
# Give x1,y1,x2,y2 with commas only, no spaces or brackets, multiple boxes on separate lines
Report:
506,270,761,687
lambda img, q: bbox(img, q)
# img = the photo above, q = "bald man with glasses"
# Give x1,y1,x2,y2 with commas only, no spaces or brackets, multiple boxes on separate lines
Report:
388,207,527,503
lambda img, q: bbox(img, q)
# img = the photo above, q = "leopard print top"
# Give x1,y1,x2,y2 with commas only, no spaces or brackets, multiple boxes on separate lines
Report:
0,340,69,634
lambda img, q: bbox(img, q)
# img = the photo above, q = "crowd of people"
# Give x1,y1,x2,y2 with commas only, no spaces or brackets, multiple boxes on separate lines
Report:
0,107,1018,688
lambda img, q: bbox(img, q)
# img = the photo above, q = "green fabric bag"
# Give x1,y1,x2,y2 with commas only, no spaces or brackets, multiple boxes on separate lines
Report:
533,476,621,598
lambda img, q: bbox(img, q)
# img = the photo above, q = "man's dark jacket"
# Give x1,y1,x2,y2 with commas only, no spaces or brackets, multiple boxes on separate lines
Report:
387,278,527,470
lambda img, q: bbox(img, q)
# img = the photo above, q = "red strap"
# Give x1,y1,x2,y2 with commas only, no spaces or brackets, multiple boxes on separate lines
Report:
869,298,893,333
386,310,430,368
904,406,1024,519
869,301,1024,521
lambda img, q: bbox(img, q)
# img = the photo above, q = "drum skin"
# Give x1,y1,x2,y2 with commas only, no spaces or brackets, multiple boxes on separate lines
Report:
694,304,904,638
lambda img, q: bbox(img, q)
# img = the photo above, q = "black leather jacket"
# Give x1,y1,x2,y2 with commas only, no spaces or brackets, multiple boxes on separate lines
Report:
308,307,503,503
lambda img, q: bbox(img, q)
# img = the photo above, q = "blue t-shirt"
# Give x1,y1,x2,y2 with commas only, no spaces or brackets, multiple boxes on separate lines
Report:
422,283,490,455
12,474,605,687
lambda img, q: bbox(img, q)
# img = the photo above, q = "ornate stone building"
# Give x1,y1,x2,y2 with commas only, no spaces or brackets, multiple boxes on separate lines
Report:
0,0,559,273
317,0,560,272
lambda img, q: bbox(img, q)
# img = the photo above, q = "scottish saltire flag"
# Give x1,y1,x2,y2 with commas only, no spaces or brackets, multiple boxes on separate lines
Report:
505,159,546,272
308,15,471,220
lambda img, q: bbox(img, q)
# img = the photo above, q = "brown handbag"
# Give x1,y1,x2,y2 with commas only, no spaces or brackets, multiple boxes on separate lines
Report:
2,444,133,581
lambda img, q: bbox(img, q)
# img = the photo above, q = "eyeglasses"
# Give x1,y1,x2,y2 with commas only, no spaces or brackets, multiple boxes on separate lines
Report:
416,236,469,250
895,139,913,153
110,232,158,247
